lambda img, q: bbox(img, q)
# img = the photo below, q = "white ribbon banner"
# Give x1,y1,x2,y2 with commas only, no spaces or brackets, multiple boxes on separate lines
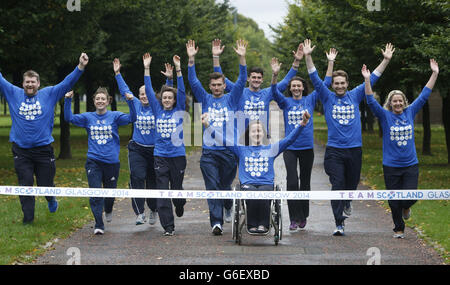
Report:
0,186,449,200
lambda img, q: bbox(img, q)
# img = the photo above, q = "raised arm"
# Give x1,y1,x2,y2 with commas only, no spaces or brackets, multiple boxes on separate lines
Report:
362,64,384,118
409,59,439,115
229,40,248,106
373,43,395,76
173,55,186,111
117,93,137,125
143,53,161,113
113,58,134,99
270,58,288,109
187,39,199,67
51,53,89,100
271,111,310,157
212,38,225,68
64,91,87,127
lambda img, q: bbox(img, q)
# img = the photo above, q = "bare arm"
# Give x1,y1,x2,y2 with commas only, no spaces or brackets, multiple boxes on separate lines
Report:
425,59,439,89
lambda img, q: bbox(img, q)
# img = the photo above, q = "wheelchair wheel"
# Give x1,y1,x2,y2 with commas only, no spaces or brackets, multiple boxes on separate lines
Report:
232,198,241,244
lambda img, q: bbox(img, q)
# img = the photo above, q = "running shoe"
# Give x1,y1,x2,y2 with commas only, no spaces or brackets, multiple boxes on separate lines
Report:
344,201,352,216
163,230,174,236
105,212,113,223
393,231,405,239
402,208,411,220
48,199,58,213
135,214,146,225
224,208,232,223
289,221,299,231
94,228,104,235
148,210,157,225
298,219,307,229
212,224,223,236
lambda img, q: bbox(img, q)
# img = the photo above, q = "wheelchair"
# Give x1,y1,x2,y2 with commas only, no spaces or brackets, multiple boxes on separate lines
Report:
231,184,283,245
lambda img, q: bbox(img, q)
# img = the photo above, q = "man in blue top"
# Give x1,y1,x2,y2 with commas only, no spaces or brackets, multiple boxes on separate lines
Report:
212,39,303,135
303,39,394,236
187,39,248,235
0,53,89,224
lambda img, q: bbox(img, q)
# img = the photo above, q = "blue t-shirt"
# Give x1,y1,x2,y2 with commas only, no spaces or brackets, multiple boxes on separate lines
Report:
64,98,137,163
215,66,297,132
272,76,332,150
144,75,186,157
366,87,432,167
228,123,305,185
188,64,247,150
0,66,84,148
308,69,380,148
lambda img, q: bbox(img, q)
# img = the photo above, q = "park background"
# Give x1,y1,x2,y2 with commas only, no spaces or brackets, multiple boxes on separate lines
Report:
0,0,448,264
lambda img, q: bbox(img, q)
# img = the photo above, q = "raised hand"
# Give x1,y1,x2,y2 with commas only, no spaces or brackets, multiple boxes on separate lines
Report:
79,53,89,69
186,40,199,58
430,58,439,74
212,39,225,57
65,90,74,99
233,39,248,57
302,39,316,56
326,48,338,61
113,58,121,75
361,64,371,79
271,57,282,75
161,63,174,78
124,92,134,101
381,43,395,60
300,110,311,126
173,55,181,69
292,43,304,61
143,53,152,69
201,113,210,128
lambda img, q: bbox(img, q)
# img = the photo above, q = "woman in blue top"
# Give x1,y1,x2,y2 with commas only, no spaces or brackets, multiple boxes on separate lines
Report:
64,87,137,235
114,58,174,226
143,53,187,236
271,48,336,231
362,59,439,238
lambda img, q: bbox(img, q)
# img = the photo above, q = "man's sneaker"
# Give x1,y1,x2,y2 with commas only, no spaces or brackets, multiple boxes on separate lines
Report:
148,211,157,225
105,212,113,223
135,214,146,225
163,230,174,236
402,208,411,220
299,219,307,229
212,224,223,236
289,221,299,231
175,206,184,217
224,208,232,223
48,199,58,213
333,225,345,236
344,201,352,216
393,231,405,239
94,228,104,235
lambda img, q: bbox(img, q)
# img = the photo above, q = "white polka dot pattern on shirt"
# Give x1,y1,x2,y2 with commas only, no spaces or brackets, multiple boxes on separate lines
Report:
389,125,413,146
19,100,42,120
156,118,176,138
136,115,155,135
208,106,229,127
332,104,355,125
244,100,264,120
89,125,113,145
244,156,269,177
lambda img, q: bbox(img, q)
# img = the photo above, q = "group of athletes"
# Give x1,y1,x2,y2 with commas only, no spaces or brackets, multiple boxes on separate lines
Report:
0,38,439,239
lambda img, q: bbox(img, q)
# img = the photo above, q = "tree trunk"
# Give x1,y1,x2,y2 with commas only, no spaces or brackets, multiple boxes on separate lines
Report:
58,98,72,159
74,92,80,114
58,67,73,159
110,82,117,111
367,103,374,132
443,93,450,164
422,101,432,155
85,70,95,112
360,101,367,132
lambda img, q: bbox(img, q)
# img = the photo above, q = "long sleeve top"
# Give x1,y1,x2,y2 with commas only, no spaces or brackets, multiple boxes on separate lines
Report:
144,74,186,157
64,97,136,163
366,86,432,167
0,66,84,148
188,63,247,150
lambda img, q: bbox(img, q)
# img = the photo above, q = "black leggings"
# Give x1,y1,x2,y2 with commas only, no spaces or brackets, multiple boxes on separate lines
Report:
384,164,418,232
283,149,314,222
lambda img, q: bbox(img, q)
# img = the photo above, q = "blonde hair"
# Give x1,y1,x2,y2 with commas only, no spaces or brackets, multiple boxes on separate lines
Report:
383,90,409,112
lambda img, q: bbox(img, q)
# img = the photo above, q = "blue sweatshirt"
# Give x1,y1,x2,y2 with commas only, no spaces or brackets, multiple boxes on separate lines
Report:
144,75,186,157
308,69,380,148
228,124,305,185
366,87,432,167
272,76,332,150
0,66,84,148
188,64,247,150
214,66,297,131
64,98,137,163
